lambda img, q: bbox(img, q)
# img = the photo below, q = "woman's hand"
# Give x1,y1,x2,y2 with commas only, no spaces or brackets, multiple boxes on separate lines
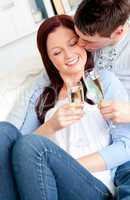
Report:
48,103,84,132
99,100,130,123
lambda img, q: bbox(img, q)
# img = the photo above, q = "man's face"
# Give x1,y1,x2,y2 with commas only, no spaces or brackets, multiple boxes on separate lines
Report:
75,26,114,52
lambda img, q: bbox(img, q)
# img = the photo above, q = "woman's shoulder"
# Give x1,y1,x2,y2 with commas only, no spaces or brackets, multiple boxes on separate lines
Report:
30,73,50,105
31,83,57,102
30,86,43,105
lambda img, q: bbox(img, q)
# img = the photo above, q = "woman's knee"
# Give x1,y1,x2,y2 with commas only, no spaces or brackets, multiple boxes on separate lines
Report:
0,121,21,148
12,135,53,163
12,134,56,174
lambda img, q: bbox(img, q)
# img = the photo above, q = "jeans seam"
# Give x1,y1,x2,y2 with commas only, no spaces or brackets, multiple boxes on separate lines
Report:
38,148,110,198
37,150,48,200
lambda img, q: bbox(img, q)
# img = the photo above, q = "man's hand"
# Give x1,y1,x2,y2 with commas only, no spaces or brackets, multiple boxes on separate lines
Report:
99,100,130,123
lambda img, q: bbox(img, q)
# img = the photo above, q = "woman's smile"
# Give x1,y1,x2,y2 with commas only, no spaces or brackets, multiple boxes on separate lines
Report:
47,26,87,79
65,55,79,67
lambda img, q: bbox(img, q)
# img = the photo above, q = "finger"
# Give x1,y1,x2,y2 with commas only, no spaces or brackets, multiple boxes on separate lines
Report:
59,116,82,128
60,120,78,128
69,119,82,125
99,100,112,108
63,103,83,108
61,108,84,116
100,107,114,115
102,113,114,119
63,118,82,127
68,109,84,115
62,114,83,122
67,103,84,110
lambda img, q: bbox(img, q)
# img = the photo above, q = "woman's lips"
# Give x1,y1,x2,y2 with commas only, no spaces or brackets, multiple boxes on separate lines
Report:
66,56,79,67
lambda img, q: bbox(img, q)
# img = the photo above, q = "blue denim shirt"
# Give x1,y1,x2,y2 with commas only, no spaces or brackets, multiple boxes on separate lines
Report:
12,70,130,170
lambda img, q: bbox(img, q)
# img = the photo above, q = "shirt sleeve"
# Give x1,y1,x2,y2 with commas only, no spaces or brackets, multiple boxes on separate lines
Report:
99,70,130,169
19,87,42,135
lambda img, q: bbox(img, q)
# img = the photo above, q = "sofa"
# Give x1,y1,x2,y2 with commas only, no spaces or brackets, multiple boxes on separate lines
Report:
0,54,49,128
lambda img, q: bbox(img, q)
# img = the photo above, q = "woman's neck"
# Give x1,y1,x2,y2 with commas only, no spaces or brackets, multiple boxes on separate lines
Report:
63,73,84,87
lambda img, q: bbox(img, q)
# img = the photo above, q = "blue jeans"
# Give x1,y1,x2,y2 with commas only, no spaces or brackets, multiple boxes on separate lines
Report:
0,122,21,200
0,122,130,200
12,134,113,200
114,161,130,200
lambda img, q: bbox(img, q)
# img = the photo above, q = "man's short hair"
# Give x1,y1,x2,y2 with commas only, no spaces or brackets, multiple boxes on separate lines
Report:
74,0,130,37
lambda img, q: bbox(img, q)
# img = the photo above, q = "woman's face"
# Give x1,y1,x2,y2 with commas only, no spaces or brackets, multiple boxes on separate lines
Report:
47,26,87,80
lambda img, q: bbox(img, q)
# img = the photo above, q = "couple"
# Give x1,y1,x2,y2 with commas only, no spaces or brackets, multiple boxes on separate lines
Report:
1,0,130,199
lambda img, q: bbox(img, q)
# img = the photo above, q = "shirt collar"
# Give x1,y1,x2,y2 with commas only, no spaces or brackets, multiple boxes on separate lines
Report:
94,23,130,71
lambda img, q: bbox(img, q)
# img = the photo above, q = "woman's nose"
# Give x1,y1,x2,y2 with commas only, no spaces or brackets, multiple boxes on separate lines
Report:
64,48,73,59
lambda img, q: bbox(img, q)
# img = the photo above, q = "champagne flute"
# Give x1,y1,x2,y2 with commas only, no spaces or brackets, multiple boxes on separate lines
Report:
67,81,84,105
85,69,115,128
84,69,104,105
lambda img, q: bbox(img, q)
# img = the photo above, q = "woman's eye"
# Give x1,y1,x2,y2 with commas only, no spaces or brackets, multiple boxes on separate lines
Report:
53,51,61,56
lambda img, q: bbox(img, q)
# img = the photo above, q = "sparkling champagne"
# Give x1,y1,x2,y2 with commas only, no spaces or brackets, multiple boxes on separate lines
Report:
68,82,84,104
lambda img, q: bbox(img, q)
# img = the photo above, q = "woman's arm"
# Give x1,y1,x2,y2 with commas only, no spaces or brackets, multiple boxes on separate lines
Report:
77,152,106,172
18,80,84,136
18,86,57,136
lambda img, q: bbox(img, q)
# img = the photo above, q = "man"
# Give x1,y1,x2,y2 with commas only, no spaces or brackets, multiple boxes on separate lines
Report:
74,0,130,124
74,0,130,199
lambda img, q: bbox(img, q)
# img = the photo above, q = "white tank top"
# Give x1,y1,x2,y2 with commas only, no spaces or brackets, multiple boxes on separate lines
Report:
45,99,115,194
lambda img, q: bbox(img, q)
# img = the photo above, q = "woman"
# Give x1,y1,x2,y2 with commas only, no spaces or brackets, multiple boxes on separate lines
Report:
1,15,130,199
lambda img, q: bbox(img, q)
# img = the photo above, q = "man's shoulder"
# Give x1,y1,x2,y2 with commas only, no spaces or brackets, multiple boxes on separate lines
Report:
98,70,119,90
99,70,116,82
